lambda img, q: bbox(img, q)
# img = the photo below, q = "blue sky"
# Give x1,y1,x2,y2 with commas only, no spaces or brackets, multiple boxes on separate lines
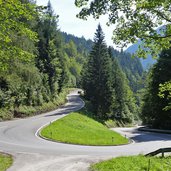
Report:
36,0,116,47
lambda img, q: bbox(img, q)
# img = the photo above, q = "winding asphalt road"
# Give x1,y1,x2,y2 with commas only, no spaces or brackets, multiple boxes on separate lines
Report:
0,90,171,171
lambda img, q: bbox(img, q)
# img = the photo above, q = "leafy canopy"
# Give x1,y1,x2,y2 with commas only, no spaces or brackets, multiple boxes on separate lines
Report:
75,0,171,58
159,81,171,111
141,49,171,128
0,0,37,70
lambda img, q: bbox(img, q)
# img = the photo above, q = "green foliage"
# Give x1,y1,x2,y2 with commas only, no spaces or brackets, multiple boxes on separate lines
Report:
82,24,113,120
1,62,43,113
41,112,128,145
111,49,144,92
75,0,171,58
81,25,139,123
61,33,88,87
110,58,137,123
62,32,143,92
22,88,70,116
158,81,171,111
0,0,143,123
105,119,126,128
62,32,93,54
0,0,86,120
141,49,171,129
65,40,78,57
0,88,70,118
36,1,62,96
0,0,37,70
0,109,13,121
0,153,13,171
91,155,171,171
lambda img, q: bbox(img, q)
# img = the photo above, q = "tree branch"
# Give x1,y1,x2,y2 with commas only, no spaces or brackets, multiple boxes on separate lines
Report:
144,34,171,39
153,9,171,23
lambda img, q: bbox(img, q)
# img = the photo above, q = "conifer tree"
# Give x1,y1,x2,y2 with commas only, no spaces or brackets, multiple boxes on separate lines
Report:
109,50,136,123
36,1,62,97
82,24,113,119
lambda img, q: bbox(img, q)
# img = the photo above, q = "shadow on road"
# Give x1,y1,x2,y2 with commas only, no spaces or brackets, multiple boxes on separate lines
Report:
129,129,171,143
44,106,80,117
44,95,83,117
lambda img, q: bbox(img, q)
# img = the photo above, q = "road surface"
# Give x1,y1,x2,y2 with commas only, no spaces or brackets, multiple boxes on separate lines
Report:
0,90,171,171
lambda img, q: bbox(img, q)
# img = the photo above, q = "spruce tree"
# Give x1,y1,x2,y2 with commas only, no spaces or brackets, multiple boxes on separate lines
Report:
109,51,136,123
82,24,113,120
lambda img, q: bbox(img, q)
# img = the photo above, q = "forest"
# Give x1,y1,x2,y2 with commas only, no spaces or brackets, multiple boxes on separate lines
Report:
0,0,170,130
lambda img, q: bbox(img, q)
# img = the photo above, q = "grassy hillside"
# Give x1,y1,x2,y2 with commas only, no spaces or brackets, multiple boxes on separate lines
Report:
41,112,129,146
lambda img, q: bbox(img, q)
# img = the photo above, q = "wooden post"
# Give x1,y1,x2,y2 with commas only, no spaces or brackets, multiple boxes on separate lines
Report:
162,149,164,158
147,159,151,171
51,130,52,138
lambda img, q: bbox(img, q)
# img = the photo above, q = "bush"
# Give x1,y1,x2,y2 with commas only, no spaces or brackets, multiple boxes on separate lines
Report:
0,88,73,120
0,109,13,121
18,106,36,116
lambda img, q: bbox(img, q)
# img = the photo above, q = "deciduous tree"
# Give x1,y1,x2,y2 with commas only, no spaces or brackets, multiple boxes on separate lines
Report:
142,49,171,129
75,0,171,58
0,0,37,70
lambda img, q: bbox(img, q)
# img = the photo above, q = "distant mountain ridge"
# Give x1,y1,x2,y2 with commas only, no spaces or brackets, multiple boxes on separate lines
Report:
61,32,93,54
125,26,166,69
125,40,156,69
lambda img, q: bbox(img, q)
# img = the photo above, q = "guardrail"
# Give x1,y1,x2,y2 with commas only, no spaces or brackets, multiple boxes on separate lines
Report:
145,147,171,157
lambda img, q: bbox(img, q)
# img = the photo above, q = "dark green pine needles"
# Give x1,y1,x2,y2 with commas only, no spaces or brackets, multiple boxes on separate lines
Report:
81,24,137,123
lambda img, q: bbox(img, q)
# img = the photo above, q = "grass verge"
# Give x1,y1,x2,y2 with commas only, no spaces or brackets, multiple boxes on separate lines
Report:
0,153,13,171
40,111,129,146
91,155,171,171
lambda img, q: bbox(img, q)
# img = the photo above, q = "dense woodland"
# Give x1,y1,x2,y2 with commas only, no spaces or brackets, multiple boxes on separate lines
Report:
141,50,171,129
0,0,143,123
0,0,170,129
0,0,87,119
81,25,142,124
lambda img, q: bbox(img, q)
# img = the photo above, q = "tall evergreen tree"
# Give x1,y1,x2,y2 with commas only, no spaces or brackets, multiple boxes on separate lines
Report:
109,48,137,123
142,49,171,129
82,24,113,120
36,1,62,97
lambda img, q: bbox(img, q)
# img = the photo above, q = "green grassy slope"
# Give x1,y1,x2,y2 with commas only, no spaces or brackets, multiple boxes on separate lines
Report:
41,112,128,146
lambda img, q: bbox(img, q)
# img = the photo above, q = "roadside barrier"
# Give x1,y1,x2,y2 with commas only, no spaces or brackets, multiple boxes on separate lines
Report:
145,147,171,157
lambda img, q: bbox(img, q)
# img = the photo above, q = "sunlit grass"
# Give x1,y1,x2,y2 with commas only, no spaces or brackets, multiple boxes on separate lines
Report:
91,155,171,171
0,153,13,171
41,112,128,146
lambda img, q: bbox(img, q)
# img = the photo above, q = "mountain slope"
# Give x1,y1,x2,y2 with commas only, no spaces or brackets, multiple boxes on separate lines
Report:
125,41,156,70
61,32,144,92
61,32,93,55
110,48,143,92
